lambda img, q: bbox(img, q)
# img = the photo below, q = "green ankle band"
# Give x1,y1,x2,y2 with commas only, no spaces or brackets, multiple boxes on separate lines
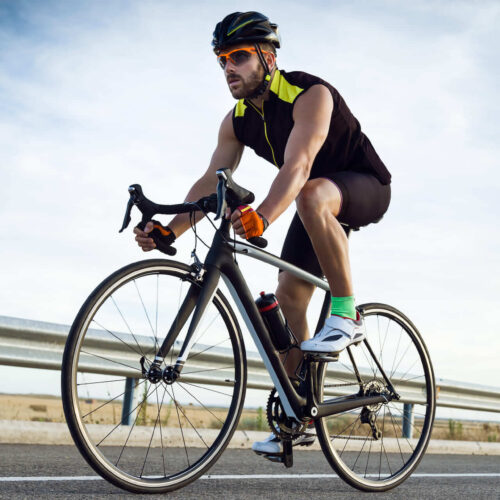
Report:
330,295,356,320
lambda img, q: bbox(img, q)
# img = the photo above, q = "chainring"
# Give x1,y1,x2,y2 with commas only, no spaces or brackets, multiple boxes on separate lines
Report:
266,388,306,440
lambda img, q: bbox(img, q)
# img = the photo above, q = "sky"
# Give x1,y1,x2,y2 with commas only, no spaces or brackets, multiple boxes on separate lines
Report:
0,0,499,419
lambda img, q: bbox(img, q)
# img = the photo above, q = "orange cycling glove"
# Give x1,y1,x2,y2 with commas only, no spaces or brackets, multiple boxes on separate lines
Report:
238,205,269,239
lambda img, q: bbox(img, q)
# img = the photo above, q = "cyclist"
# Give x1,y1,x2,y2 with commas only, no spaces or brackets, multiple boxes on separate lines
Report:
134,11,391,456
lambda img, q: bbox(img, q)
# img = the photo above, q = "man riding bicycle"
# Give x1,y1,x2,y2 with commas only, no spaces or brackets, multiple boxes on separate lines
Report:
134,11,391,457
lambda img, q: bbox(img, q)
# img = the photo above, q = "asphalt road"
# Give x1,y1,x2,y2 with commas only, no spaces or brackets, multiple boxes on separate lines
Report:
0,445,498,499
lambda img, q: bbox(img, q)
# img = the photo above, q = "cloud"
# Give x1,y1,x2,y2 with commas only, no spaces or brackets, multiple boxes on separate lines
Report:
0,0,499,393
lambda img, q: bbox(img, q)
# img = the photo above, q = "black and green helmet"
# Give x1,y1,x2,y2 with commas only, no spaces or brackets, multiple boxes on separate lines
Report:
212,11,280,54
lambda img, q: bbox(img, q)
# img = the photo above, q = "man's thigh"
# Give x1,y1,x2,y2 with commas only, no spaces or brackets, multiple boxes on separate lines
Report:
280,171,391,277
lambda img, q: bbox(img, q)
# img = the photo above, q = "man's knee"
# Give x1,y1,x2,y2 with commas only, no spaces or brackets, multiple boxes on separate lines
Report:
296,181,323,218
296,178,342,222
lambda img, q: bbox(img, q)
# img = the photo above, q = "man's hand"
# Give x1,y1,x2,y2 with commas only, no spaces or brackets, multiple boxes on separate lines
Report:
134,221,156,252
227,205,268,239
133,221,176,253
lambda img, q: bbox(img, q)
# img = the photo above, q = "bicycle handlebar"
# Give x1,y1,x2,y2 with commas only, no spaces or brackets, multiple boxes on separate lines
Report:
119,169,268,250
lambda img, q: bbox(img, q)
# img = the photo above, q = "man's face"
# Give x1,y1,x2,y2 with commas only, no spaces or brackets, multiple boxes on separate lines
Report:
219,45,268,99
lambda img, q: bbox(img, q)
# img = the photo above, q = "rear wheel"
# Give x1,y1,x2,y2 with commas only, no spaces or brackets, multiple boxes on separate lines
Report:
61,259,246,494
315,303,435,491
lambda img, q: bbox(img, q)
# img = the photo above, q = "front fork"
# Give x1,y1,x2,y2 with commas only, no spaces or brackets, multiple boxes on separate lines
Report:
141,264,220,384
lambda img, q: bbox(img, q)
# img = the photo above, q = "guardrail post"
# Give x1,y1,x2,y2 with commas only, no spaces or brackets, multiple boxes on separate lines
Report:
402,403,414,438
121,377,139,426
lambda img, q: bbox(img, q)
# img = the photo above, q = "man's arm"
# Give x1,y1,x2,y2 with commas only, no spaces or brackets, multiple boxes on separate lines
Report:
256,85,333,224
134,110,243,251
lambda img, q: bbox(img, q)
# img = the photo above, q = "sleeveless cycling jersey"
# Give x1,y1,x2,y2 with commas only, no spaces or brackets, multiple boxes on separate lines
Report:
232,69,391,185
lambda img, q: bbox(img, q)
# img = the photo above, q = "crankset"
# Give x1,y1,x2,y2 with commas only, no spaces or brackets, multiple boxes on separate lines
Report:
260,388,309,468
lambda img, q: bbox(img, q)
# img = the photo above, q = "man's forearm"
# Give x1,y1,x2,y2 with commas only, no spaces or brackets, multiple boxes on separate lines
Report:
167,176,218,237
256,162,310,224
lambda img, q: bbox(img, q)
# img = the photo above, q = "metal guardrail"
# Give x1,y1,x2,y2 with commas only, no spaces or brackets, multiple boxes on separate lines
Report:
1,315,500,414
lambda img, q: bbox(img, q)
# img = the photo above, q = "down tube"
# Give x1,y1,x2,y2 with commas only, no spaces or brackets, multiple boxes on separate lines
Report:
220,263,306,421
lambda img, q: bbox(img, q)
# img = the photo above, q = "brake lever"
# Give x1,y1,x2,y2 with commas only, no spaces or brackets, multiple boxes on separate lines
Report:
214,176,227,220
119,196,134,232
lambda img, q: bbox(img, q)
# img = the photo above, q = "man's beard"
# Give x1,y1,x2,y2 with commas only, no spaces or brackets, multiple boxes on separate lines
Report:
228,66,264,99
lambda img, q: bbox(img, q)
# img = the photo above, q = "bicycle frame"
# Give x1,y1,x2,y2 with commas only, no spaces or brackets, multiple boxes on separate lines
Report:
152,218,394,422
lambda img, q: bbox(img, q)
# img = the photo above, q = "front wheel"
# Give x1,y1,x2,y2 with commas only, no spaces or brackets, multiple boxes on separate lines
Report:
315,303,435,492
61,259,247,494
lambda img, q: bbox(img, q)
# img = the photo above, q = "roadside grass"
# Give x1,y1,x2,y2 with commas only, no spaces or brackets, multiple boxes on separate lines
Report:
1,394,499,442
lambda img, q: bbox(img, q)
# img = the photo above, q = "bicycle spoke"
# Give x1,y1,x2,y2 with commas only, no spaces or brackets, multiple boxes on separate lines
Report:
316,305,435,489
177,382,225,425
182,365,234,376
360,343,378,377
398,373,425,383
111,296,148,360
390,338,413,379
169,385,190,468
381,406,393,476
80,349,142,374
389,326,403,377
364,432,373,478
94,381,156,448
379,315,390,367
189,310,221,352
187,337,231,362
140,386,168,478
91,319,149,359
386,406,407,464
396,358,421,382
180,380,234,397
167,389,209,448
388,403,424,438
133,279,156,340
114,383,161,466
77,377,127,386
351,426,371,470
81,378,146,420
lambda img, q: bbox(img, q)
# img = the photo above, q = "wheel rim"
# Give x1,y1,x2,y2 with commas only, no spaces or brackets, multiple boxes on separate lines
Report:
66,264,244,489
316,305,435,489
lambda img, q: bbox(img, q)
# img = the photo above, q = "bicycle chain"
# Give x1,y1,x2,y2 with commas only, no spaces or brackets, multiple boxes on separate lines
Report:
330,435,377,441
323,382,361,388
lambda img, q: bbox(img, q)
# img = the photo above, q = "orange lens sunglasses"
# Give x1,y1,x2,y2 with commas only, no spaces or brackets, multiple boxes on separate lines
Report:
217,47,270,69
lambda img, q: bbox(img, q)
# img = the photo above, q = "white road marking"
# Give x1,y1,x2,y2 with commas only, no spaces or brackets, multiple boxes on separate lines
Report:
0,473,499,482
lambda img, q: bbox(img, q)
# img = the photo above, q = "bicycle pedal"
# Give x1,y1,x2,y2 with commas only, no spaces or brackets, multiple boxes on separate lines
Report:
258,452,284,463
309,354,339,362
282,439,293,468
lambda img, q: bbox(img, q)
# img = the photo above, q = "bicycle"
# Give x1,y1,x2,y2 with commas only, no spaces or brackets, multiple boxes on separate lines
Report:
61,168,436,494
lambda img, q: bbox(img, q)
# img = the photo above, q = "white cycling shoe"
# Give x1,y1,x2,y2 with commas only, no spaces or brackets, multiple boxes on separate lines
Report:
301,313,365,354
252,427,316,455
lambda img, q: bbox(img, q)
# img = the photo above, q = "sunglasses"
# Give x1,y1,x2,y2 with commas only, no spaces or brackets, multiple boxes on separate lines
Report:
217,47,270,69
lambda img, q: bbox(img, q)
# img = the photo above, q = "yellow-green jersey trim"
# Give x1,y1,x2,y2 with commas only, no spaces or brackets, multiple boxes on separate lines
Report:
270,69,304,104
235,100,247,117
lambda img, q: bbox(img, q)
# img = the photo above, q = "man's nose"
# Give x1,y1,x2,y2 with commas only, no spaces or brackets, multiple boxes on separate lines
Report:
224,60,237,75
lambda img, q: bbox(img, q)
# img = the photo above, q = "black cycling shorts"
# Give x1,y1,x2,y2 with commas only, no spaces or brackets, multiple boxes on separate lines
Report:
280,170,391,277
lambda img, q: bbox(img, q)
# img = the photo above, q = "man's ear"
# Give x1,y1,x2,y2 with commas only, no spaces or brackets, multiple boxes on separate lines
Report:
265,51,276,71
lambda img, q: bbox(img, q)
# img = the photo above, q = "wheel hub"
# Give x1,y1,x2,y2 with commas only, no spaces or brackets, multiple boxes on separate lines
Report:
162,365,178,385
364,379,385,411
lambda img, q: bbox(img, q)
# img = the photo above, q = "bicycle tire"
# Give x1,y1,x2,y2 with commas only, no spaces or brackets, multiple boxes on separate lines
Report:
61,259,246,494
315,303,435,492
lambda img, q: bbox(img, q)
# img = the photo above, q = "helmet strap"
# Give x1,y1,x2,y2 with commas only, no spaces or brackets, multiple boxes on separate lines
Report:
247,43,272,99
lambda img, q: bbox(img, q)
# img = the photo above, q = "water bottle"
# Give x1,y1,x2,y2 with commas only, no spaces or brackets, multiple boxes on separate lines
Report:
255,291,296,352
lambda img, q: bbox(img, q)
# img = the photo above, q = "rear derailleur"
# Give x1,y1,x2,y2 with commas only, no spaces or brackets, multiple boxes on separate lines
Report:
360,407,382,440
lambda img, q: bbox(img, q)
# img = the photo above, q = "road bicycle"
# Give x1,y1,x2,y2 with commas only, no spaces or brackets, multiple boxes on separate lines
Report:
61,169,436,493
